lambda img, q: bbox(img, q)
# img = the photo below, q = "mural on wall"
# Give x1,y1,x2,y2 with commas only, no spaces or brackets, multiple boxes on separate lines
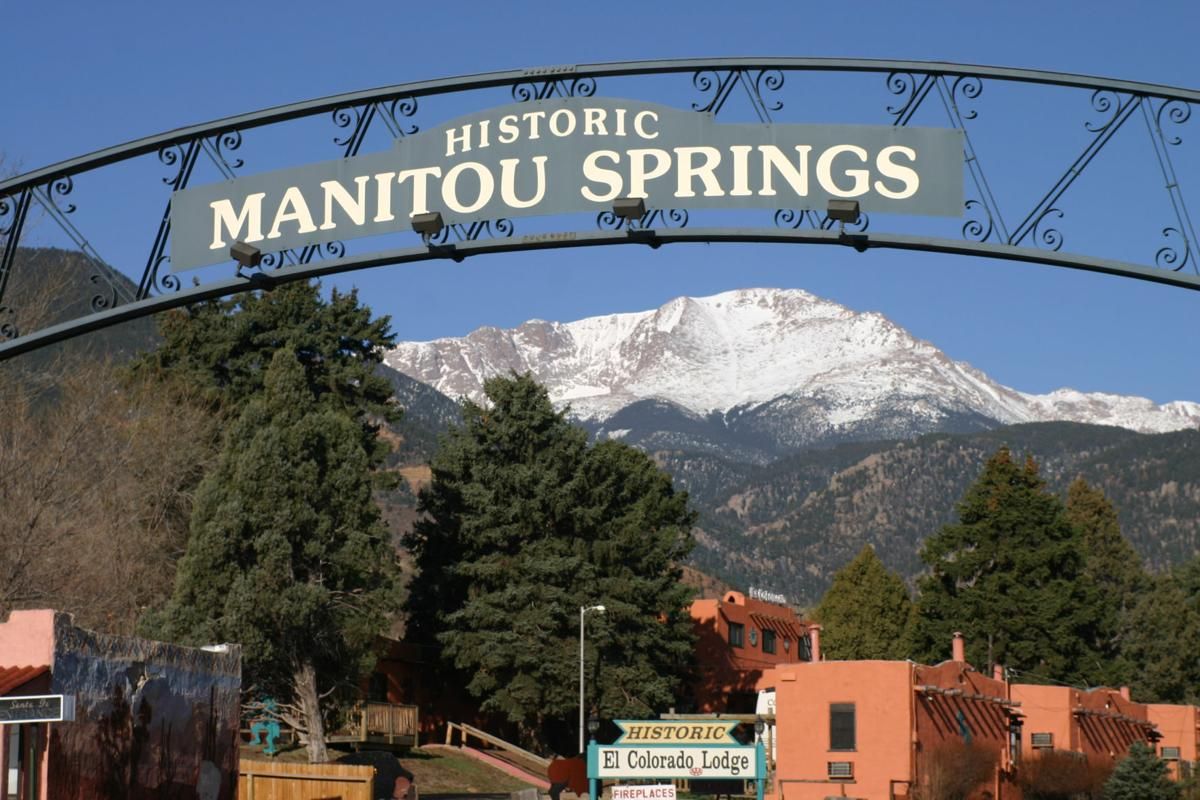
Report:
47,616,240,800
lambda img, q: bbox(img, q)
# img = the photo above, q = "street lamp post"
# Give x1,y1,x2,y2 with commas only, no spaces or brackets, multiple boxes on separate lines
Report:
579,604,606,754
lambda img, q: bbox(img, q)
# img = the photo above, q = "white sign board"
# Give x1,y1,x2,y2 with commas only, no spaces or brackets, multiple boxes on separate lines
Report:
596,746,758,779
611,785,677,800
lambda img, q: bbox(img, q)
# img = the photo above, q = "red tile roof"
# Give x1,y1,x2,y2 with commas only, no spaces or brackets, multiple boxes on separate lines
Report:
0,665,49,696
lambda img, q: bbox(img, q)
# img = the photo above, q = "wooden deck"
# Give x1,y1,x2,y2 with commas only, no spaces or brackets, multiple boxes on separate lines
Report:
328,701,419,749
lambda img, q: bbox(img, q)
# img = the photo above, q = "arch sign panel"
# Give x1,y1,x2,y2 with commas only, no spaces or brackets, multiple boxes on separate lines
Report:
587,719,766,800
170,96,963,271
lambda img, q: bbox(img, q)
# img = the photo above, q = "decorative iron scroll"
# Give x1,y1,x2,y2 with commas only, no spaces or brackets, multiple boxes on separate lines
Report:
774,208,870,234
428,219,515,245
596,208,688,231
691,69,784,121
332,96,419,158
0,57,1195,359
511,76,597,102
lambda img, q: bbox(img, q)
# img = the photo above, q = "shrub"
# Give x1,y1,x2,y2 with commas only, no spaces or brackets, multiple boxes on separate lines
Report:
1019,749,1110,800
917,740,999,800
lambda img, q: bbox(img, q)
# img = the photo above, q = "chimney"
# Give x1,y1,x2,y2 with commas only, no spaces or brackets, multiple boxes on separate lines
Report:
1119,686,1131,701
809,624,822,662
993,664,1005,682
952,632,966,663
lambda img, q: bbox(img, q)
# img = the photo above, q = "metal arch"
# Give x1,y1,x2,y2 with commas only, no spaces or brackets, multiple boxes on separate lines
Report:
2,58,1196,197
3,228,1199,361
0,57,1197,360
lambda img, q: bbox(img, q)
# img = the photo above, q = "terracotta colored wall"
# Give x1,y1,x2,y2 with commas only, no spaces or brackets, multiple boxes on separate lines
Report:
1012,685,1078,754
691,593,809,713
0,610,56,668
1147,703,1200,779
913,661,1017,799
765,661,915,800
1013,684,1155,774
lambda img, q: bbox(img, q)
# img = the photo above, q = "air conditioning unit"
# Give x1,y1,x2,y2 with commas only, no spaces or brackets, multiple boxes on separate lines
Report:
1161,746,1181,760
1031,732,1054,749
827,761,854,780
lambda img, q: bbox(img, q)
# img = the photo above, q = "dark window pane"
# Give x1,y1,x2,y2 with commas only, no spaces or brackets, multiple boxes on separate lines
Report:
830,703,856,751
763,629,777,654
729,622,744,648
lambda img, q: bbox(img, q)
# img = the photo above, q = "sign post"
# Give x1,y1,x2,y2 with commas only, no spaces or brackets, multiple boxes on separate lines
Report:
587,720,766,800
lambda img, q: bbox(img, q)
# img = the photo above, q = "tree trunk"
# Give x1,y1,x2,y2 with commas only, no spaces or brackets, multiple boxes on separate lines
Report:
294,659,329,763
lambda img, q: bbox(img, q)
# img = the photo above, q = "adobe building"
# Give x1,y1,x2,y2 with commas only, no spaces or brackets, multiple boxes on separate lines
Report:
1146,702,1200,780
0,609,241,800
759,633,1022,800
1011,683,1158,773
689,589,812,713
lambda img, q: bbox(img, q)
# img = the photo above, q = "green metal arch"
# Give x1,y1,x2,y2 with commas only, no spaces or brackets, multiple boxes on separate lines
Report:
1,58,1196,360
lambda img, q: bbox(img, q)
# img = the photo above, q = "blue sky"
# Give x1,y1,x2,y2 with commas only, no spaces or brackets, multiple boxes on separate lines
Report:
3,1,1199,402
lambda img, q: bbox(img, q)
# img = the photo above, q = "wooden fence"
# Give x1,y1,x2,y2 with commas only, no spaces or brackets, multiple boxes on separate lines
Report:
238,759,373,800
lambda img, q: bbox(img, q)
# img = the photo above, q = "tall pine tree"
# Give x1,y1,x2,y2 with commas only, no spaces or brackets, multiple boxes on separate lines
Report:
1117,574,1200,703
814,545,916,660
913,448,1103,684
146,348,401,762
405,374,696,750
132,280,397,461
1065,478,1150,684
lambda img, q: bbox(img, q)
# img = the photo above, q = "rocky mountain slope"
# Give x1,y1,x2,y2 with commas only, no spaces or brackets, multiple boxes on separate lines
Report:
385,288,1200,463
382,289,1200,606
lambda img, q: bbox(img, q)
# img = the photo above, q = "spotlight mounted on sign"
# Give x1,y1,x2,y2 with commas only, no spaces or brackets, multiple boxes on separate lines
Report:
826,199,861,225
827,199,869,252
612,197,646,226
411,211,445,242
230,241,262,269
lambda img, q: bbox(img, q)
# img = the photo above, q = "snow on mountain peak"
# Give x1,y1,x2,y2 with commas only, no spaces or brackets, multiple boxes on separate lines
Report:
383,288,1200,436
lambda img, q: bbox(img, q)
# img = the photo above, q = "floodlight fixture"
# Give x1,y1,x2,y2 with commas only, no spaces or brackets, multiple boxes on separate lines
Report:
230,241,262,269
825,199,861,224
411,211,445,237
611,197,646,221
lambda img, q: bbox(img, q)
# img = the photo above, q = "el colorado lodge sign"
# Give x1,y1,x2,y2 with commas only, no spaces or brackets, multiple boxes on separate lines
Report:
171,96,963,271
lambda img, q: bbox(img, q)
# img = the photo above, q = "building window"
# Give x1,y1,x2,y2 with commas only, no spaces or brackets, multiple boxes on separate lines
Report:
729,622,744,648
369,671,388,702
763,629,777,654
830,703,856,751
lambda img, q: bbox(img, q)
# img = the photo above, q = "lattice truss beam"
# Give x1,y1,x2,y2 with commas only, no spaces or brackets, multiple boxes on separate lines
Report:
0,58,1195,357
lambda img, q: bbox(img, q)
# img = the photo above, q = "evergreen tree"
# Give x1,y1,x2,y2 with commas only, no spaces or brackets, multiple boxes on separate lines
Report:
133,280,397,461
146,348,401,762
1103,742,1180,800
913,448,1103,684
1066,478,1149,603
814,545,915,660
405,374,696,749
1065,478,1150,683
1177,553,1200,615
1117,574,1200,703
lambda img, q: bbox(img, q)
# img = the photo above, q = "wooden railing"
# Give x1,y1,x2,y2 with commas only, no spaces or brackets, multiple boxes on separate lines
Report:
329,701,419,748
445,721,550,775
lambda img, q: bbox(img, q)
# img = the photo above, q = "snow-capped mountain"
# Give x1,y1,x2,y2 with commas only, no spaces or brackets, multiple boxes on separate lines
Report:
384,288,1200,458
